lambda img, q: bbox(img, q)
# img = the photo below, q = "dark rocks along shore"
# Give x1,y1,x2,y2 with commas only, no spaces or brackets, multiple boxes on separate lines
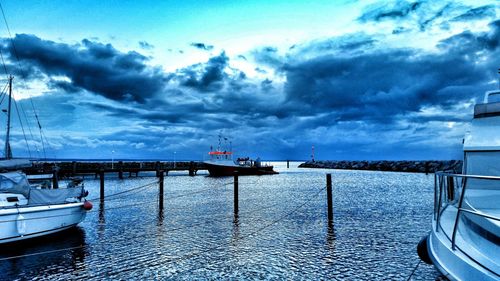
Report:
298,160,463,173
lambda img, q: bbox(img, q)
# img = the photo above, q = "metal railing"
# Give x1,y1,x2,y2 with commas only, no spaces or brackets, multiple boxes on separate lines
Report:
434,172,500,251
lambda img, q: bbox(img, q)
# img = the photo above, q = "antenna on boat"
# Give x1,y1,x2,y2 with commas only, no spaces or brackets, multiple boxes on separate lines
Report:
4,75,12,159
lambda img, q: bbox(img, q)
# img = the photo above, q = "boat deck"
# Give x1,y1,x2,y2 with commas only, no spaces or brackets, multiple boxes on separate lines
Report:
438,204,500,277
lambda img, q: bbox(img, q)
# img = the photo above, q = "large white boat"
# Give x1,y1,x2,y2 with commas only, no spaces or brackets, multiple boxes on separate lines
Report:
0,76,92,244
418,89,500,280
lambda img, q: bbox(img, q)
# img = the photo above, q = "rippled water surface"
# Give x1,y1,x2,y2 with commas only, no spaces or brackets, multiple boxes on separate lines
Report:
1,162,444,280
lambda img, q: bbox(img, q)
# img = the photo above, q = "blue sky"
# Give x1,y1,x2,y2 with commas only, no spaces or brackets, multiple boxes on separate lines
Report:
0,0,498,160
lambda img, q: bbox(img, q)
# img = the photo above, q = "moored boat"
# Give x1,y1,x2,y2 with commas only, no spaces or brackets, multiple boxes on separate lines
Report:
0,76,92,244
417,89,500,280
203,135,278,177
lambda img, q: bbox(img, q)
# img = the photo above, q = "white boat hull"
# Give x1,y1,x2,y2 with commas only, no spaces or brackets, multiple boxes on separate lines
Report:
428,203,500,281
0,202,86,244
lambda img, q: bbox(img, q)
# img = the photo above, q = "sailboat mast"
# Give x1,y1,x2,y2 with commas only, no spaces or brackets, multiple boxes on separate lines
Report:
5,75,12,159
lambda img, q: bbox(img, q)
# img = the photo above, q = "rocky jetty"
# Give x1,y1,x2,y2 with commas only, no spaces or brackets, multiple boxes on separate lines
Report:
298,160,463,173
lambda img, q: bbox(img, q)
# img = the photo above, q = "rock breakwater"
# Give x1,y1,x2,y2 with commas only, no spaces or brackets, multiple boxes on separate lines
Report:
298,160,463,173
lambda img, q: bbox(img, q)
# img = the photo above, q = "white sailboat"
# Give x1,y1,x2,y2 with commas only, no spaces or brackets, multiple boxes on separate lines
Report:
418,89,500,280
0,76,92,244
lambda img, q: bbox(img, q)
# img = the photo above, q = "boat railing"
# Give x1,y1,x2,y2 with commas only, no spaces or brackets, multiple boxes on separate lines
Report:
434,172,500,251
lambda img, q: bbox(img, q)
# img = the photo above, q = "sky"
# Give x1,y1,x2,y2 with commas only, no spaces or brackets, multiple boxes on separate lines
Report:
0,0,498,161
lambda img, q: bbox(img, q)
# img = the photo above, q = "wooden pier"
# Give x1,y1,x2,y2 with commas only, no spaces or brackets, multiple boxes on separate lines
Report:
22,161,207,178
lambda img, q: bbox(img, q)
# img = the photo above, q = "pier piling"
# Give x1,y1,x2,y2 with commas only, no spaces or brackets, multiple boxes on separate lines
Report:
234,173,239,213
52,167,59,189
99,169,105,201
118,161,123,179
326,173,333,223
158,170,164,209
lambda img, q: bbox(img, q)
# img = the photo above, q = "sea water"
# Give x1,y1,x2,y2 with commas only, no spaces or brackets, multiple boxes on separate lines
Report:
0,162,443,280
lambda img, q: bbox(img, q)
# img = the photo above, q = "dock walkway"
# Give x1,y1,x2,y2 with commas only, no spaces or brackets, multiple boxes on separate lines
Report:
23,161,208,178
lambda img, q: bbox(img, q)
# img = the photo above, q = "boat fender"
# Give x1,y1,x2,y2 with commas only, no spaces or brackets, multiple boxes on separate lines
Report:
417,234,432,264
17,214,26,236
83,200,93,211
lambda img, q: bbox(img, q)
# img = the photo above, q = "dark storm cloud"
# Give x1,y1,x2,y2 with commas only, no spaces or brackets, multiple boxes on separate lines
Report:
281,20,500,125
358,1,423,22
1,34,168,103
451,5,497,22
261,79,273,92
48,79,80,93
190,42,214,51
358,1,476,31
178,52,229,92
79,100,204,124
438,20,500,52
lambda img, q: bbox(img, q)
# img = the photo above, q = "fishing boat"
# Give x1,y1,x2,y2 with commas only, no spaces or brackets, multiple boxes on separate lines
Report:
0,76,92,244
203,135,278,177
417,89,500,280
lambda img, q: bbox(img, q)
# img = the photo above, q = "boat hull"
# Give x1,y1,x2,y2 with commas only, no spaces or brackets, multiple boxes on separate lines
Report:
204,162,278,177
0,202,86,244
428,211,500,281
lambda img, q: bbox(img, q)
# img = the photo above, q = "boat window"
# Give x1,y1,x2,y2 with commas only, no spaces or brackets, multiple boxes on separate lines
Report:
466,151,500,176
465,151,500,190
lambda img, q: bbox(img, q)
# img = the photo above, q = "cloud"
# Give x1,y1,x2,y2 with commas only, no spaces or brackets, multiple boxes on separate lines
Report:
6,16,500,161
139,41,154,50
288,33,378,58
190,42,214,51
438,20,500,52
251,46,285,69
1,34,169,103
178,52,229,92
280,20,500,128
357,1,481,31
451,5,497,22
358,1,423,22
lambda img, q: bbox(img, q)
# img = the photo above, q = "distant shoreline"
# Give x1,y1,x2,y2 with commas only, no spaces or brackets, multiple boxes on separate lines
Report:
298,160,463,173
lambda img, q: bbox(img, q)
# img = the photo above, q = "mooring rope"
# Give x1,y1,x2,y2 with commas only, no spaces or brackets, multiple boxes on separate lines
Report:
147,186,327,271
0,245,86,262
88,180,159,201
0,186,326,263
406,259,422,281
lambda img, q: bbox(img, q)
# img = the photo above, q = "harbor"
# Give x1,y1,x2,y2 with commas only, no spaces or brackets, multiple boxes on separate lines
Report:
0,1,499,280
0,162,443,280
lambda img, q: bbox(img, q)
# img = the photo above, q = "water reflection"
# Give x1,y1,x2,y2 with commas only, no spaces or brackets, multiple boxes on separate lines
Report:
157,208,164,227
326,222,335,251
0,227,87,279
232,213,240,243
2,167,444,280
97,201,106,240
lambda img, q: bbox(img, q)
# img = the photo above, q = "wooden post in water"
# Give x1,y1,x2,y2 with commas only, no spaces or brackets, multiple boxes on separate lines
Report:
52,167,59,189
118,161,123,179
189,161,195,176
158,170,164,210
100,169,105,201
287,160,290,168
326,173,333,223
234,173,239,213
